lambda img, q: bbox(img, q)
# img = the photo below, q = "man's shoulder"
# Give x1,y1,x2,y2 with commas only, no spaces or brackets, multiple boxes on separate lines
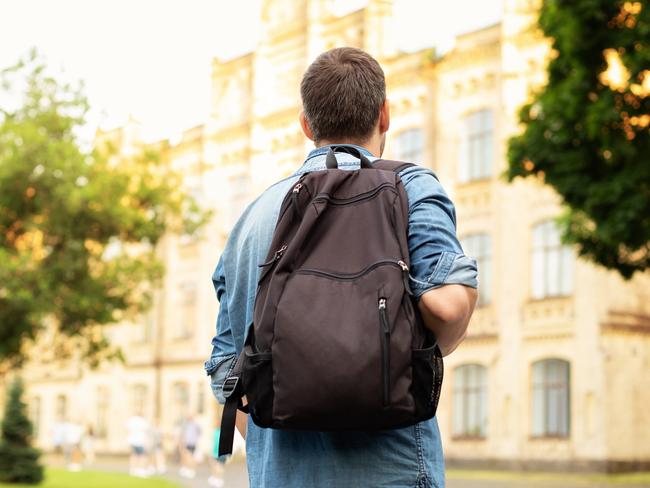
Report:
388,162,445,201
222,174,300,256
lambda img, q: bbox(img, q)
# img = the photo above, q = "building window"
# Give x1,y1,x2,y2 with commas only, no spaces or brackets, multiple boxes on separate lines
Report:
135,311,155,343
453,364,488,438
175,281,197,339
532,359,570,438
172,382,190,426
532,220,573,299
180,184,205,245
227,173,251,230
460,109,493,182
393,128,424,162
131,384,148,417
55,394,67,421
96,386,109,438
461,233,492,305
197,382,205,415
30,396,41,438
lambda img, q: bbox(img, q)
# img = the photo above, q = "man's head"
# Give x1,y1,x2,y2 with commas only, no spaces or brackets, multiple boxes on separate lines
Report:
299,47,390,155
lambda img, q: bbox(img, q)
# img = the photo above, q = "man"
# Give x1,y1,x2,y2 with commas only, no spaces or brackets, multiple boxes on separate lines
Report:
205,47,478,487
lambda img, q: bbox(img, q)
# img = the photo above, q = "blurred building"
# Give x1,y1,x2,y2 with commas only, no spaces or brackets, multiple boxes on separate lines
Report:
20,0,650,471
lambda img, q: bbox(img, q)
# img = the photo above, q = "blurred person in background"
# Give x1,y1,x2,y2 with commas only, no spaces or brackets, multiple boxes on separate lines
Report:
81,423,95,465
178,414,201,479
126,412,150,477
150,420,166,474
63,421,83,471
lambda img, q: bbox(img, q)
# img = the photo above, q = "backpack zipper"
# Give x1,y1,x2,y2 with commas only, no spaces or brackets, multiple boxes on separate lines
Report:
379,297,390,407
257,244,288,283
311,182,395,206
296,260,405,280
397,260,413,296
292,183,304,218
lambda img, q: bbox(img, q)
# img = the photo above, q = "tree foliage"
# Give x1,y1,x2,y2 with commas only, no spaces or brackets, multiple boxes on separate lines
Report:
507,0,650,279
0,51,209,365
0,378,43,484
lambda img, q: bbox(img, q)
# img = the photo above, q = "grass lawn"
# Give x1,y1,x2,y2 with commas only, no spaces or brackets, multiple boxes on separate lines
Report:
0,468,180,488
447,469,650,486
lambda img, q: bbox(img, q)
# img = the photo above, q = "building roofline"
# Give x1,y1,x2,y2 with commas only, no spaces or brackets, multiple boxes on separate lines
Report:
455,21,502,40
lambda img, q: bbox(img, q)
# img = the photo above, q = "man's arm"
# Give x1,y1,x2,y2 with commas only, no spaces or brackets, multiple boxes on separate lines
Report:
399,167,479,356
205,256,239,417
418,284,477,356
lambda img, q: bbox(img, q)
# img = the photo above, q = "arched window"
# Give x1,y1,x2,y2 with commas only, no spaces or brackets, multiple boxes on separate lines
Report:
531,359,570,437
459,109,493,182
393,128,424,162
30,396,41,438
55,394,67,421
175,281,197,339
131,384,148,416
532,220,573,299
96,386,110,438
197,381,206,415
461,233,492,305
172,382,190,426
453,364,488,438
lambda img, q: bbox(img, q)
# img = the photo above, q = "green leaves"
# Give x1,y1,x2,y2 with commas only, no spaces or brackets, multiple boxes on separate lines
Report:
0,52,209,365
507,0,650,278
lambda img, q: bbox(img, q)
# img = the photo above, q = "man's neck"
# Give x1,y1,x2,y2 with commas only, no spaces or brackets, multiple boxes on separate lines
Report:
317,138,380,157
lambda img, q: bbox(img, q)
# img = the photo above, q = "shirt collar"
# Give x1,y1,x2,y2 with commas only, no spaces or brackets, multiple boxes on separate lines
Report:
305,143,374,160
293,144,375,176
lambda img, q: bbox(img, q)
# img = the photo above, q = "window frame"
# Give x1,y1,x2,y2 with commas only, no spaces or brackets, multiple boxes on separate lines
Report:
531,220,574,300
96,386,110,438
531,358,571,439
461,233,492,306
392,128,424,163
452,363,489,439
459,108,494,183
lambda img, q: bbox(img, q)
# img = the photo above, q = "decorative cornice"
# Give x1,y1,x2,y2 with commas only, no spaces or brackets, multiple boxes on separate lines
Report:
464,333,499,343
601,310,650,336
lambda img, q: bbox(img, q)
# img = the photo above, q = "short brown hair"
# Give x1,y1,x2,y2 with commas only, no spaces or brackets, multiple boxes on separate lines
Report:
300,47,386,143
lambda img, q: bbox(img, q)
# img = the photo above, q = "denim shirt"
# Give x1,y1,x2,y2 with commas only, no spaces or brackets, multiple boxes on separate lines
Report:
205,145,478,488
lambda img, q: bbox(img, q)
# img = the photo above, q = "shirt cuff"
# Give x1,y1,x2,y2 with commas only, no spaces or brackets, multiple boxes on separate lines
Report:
204,354,236,404
410,252,478,299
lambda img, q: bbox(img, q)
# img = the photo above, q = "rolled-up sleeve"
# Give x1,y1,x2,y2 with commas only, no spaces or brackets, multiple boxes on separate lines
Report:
204,255,236,404
400,167,478,300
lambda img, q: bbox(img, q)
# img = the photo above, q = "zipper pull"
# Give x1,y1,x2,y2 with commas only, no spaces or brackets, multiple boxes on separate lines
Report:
379,298,390,335
276,244,288,258
397,260,413,296
292,183,304,219
258,244,288,268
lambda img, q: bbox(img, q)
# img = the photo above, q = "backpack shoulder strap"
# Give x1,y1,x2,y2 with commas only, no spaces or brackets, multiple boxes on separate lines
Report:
372,159,416,175
373,159,440,182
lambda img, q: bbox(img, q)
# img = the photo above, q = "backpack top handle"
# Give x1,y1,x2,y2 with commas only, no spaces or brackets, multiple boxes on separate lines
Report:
325,145,374,170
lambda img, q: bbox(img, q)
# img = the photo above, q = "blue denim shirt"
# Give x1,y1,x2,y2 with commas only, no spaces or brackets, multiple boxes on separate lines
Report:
206,145,478,488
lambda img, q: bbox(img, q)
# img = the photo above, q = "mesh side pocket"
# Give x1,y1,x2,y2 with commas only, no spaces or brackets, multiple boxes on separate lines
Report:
242,351,274,428
412,344,444,420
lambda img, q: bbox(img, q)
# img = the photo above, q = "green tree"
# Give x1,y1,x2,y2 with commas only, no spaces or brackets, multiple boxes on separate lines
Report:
0,378,43,484
0,51,209,366
507,0,650,279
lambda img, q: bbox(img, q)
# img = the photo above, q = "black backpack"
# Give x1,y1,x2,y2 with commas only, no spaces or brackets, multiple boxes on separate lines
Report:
218,146,443,455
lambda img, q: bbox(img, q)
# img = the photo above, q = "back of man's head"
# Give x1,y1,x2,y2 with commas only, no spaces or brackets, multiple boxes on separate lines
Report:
300,47,386,145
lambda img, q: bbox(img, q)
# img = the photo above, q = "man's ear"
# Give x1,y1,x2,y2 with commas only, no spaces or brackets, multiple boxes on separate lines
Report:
299,111,314,142
379,99,390,134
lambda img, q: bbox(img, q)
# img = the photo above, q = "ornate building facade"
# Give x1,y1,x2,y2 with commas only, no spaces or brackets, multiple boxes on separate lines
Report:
18,0,650,470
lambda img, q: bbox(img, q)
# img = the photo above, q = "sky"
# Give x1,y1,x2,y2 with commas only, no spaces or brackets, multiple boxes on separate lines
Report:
0,0,503,143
